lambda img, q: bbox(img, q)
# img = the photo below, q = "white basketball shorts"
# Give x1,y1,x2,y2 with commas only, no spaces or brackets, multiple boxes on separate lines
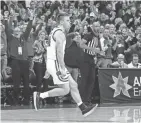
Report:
46,59,70,85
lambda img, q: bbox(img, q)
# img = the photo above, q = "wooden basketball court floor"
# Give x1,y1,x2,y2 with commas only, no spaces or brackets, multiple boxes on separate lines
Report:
1,103,141,123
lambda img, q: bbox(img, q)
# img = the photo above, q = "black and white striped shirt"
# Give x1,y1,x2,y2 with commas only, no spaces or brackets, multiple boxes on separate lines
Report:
84,36,98,56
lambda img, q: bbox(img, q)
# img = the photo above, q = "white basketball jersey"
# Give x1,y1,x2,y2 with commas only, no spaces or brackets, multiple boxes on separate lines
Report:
47,27,66,60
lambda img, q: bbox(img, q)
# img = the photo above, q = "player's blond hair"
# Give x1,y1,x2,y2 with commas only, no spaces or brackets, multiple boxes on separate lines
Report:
56,12,69,23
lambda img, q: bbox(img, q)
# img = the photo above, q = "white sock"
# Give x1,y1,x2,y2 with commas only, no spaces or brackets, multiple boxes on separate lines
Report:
40,92,49,99
77,102,83,106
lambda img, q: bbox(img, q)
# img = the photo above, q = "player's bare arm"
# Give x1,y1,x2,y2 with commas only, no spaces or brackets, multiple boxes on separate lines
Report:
54,30,66,71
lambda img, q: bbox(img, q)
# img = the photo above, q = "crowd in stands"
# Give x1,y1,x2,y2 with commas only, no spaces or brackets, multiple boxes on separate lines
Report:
1,0,141,106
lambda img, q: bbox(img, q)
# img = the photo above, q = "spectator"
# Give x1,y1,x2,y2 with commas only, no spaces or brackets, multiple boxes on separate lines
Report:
136,3,141,19
117,2,129,23
135,26,141,34
32,30,47,92
119,23,127,32
5,9,34,105
0,21,7,72
112,33,125,59
89,12,97,24
104,3,116,23
114,17,123,30
0,20,8,82
29,1,37,12
125,34,141,63
78,6,85,21
27,15,44,71
99,13,109,26
1,66,12,83
99,25,104,33
126,6,139,30
128,54,141,68
110,54,128,68
98,29,113,68
109,24,116,34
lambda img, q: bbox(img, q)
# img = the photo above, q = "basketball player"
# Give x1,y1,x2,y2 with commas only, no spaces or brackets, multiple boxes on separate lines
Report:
33,13,98,117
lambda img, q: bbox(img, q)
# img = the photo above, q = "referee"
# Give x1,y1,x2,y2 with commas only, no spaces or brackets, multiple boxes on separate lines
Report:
78,25,99,106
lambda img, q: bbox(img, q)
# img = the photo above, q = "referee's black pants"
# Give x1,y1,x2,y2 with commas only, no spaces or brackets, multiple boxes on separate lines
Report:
11,59,30,105
78,53,96,103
